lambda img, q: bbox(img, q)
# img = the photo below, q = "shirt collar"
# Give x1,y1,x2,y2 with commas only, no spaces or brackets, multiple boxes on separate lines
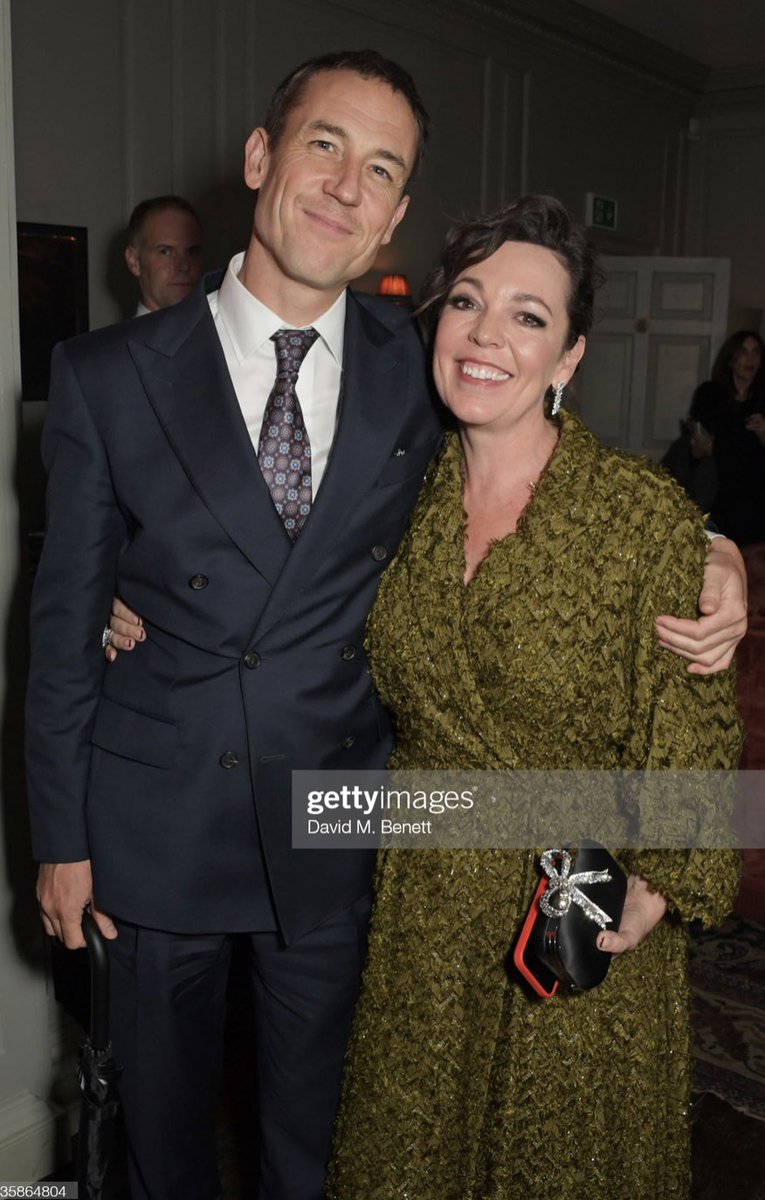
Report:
216,251,346,367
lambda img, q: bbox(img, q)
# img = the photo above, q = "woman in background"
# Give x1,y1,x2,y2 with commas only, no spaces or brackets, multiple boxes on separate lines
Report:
327,196,742,1200
691,329,765,546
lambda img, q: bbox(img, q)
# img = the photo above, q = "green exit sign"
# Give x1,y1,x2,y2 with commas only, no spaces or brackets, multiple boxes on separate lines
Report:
585,193,618,230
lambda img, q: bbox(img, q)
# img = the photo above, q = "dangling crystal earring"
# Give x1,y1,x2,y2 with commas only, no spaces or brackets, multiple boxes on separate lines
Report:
551,380,565,417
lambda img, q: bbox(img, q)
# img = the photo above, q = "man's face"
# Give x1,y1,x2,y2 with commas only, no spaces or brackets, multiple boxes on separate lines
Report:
243,70,418,311
125,208,203,310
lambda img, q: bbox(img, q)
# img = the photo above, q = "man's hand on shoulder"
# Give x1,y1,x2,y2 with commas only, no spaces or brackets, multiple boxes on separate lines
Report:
656,536,748,674
36,860,118,948
104,596,146,663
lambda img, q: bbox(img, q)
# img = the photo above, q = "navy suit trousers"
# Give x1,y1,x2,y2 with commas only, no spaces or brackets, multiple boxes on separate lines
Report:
109,895,372,1200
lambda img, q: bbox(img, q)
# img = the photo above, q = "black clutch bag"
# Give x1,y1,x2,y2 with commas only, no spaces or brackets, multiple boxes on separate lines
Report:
513,841,627,998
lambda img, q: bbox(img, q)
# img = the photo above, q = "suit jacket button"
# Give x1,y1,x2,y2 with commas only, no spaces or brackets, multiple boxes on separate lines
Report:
341,644,357,661
244,650,261,669
371,545,387,562
189,574,209,590
219,751,239,769
342,735,356,749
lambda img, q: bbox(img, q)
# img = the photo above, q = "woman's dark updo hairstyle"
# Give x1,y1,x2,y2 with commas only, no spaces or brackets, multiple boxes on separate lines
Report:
419,194,603,351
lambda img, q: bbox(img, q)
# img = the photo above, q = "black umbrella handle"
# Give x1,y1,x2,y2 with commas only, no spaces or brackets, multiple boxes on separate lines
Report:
82,908,110,1051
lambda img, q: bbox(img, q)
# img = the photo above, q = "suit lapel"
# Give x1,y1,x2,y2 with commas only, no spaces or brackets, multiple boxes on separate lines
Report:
252,292,409,640
128,281,291,585
306,292,408,543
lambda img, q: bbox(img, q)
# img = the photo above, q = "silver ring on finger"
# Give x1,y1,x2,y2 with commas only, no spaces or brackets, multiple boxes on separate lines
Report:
102,625,114,648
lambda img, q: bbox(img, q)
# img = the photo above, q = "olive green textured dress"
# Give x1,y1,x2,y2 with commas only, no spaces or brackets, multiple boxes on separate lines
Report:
327,411,742,1200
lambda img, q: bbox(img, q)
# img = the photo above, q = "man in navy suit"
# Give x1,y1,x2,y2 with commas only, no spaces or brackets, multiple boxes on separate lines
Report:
27,50,439,1200
27,47,746,1200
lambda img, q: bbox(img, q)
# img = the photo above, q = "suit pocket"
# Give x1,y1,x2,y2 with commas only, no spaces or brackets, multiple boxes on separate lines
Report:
90,696,179,769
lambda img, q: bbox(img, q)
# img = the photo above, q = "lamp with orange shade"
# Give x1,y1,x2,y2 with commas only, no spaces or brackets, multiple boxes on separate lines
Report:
377,273,413,308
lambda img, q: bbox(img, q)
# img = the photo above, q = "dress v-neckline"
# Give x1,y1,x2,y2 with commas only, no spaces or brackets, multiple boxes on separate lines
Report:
458,432,560,590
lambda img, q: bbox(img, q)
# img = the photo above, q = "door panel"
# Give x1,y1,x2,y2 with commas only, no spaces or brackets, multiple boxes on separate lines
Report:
576,334,632,447
575,257,730,461
644,335,712,449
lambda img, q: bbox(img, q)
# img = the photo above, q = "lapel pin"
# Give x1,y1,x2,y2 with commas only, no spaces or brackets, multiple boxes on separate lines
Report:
394,447,407,456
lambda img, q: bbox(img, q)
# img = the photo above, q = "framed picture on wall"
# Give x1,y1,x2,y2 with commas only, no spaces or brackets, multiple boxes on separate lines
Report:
17,221,89,403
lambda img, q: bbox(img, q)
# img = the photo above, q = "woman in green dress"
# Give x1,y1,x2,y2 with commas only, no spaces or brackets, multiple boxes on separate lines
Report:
327,196,742,1199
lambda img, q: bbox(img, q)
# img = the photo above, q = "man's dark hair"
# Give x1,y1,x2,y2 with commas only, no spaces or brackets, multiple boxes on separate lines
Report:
126,195,201,246
419,194,604,350
263,49,429,187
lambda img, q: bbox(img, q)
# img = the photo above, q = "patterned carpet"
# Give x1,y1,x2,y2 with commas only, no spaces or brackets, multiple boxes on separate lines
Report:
689,914,765,1121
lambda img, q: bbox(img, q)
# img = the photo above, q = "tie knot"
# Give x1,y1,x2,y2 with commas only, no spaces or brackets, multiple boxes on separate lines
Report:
272,327,319,376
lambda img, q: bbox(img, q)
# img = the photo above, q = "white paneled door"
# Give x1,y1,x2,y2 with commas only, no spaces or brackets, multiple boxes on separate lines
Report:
574,257,730,461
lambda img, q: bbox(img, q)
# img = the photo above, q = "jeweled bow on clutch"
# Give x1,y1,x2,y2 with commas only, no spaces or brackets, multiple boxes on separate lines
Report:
538,848,615,929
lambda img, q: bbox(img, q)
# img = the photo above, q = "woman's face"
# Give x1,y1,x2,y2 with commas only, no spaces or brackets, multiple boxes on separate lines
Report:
731,336,762,385
433,240,585,435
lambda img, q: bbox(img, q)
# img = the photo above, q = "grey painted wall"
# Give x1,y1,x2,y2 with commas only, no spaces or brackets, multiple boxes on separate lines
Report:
11,0,699,330
686,101,765,333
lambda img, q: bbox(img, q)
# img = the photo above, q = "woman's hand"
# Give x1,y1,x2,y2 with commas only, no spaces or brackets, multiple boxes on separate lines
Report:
596,874,667,955
689,421,714,459
745,412,765,446
104,597,145,663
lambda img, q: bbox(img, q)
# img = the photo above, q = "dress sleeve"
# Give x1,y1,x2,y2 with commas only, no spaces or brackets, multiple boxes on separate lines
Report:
618,505,743,926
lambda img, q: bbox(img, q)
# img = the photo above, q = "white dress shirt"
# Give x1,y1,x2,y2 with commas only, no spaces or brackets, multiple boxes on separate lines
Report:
208,252,346,495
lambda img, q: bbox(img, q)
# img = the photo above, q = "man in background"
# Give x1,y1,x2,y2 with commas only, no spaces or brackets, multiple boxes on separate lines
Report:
125,194,203,314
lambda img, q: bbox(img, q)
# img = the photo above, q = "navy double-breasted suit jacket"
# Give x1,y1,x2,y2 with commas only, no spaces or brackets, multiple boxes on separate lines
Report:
25,273,443,941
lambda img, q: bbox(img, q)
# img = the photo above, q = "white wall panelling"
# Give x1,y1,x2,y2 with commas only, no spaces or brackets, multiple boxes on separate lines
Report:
689,115,765,329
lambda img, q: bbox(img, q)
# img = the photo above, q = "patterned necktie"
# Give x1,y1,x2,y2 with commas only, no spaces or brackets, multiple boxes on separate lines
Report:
258,327,319,541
